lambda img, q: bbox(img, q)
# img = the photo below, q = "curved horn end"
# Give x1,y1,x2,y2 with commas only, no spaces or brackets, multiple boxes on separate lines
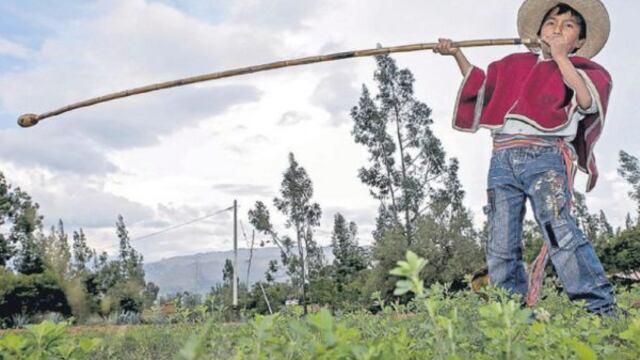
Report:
18,114,40,128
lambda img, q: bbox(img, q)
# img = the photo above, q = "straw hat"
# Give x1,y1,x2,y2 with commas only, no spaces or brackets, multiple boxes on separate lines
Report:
517,0,610,58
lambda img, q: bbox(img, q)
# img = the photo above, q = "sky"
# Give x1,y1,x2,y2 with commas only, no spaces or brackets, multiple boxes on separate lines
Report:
0,0,638,263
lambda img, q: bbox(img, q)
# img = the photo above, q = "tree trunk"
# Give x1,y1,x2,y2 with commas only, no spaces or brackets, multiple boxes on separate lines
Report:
390,84,412,245
296,224,308,315
378,134,400,225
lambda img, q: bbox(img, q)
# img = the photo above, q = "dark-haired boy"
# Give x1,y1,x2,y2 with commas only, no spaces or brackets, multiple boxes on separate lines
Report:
435,0,616,315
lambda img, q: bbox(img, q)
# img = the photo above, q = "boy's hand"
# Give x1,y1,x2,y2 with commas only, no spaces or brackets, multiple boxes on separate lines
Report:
541,34,573,60
435,38,472,76
433,38,459,56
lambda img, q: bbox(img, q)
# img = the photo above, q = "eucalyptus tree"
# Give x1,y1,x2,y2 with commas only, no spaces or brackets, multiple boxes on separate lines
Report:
249,153,322,315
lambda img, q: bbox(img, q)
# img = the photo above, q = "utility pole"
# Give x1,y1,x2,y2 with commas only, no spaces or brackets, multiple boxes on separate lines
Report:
233,199,238,308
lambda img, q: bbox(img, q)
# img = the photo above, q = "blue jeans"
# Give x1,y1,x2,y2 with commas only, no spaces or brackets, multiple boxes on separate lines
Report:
485,139,615,313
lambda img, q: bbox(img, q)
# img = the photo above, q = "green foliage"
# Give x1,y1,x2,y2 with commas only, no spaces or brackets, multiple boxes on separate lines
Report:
87,324,196,359
619,150,640,215
178,319,216,360
249,152,323,315
249,282,291,315
389,250,427,297
332,214,368,280
116,215,145,286
368,205,483,302
522,219,545,263
351,53,446,245
0,320,101,359
330,213,369,307
351,57,485,298
222,258,235,287
24,278,640,359
71,229,93,275
0,268,72,327
1,171,155,326
599,226,640,275
620,318,640,355
0,171,43,270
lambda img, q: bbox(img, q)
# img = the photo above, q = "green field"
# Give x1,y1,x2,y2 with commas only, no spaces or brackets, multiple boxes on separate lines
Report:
2,252,639,359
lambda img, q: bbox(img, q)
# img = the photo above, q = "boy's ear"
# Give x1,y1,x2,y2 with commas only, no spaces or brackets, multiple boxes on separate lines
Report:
576,38,587,49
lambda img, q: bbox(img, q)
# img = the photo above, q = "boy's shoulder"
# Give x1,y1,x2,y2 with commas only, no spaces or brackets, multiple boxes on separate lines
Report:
570,56,609,73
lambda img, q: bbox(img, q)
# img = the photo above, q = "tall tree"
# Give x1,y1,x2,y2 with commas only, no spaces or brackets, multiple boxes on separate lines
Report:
625,213,635,231
116,215,144,284
222,258,234,287
143,282,160,307
351,53,446,244
249,153,322,315
572,191,599,241
273,153,322,314
248,201,289,262
599,226,640,277
619,150,640,216
416,159,483,286
45,220,72,277
14,235,46,275
0,172,43,270
523,220,545,263
72,229,93,274
597,210,614,241
264,260,278,283
93,251,121,295
331,213,368,288
331,213,369,305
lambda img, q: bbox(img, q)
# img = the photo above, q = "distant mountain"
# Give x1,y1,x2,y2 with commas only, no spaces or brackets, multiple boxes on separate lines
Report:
144,246,335,295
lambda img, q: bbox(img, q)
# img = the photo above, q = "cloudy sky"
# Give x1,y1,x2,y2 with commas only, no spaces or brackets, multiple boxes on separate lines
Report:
0,0,637,263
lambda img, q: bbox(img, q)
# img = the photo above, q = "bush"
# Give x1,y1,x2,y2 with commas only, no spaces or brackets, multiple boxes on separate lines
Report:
0,269,71,327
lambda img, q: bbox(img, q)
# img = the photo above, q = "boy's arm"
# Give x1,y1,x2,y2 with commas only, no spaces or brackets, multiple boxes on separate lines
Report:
434,38,491,132
544,36,593,110
433,38,473,76
454,51,473,76
554,56,593,111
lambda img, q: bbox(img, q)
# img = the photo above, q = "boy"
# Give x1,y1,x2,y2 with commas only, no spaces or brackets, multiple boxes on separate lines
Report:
434,0,616,315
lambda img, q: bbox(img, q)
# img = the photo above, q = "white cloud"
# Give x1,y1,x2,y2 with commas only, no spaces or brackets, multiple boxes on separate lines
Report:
278,111,310,126
0,0,638,263
227,0,323,31
9,169,154,229
311,69,360,126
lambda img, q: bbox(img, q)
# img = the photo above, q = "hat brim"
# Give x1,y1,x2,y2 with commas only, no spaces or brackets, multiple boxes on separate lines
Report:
517,0,610,58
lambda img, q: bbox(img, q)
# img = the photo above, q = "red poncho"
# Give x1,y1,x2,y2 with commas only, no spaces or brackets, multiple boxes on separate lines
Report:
453,52,612,191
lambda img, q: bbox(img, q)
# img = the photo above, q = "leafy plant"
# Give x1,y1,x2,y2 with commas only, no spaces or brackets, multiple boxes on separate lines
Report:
389,250,427,297
10,313,30,329
0,320,102,359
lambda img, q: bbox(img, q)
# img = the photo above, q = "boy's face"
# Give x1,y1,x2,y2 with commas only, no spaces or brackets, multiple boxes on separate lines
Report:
538,8,586,56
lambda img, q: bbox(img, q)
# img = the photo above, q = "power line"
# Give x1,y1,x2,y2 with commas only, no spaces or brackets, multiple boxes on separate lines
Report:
130,206,234,243
239,220,249,247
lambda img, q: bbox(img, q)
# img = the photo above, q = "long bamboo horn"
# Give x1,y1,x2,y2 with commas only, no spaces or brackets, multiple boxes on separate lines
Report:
18,37,539,128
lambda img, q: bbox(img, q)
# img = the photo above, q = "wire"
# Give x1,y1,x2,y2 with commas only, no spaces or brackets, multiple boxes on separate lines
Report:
94,206,234,252
239,220,249,247
130,206,234,243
